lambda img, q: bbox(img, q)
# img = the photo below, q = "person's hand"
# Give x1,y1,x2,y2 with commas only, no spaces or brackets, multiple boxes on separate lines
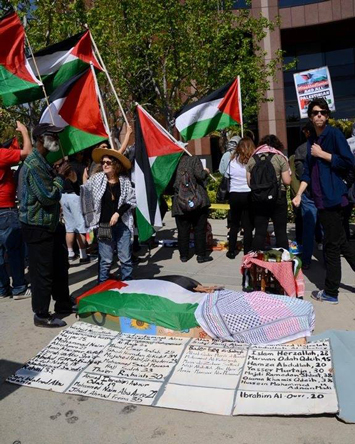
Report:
311,143,323,158
67,169,77,183
126,123,133,136
57,161,72,177
292,195,301,208
16,121,28,135
109,212,119,226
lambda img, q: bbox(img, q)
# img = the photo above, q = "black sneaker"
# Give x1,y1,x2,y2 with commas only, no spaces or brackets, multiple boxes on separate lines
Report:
196,255,213,263
226,251,236,259
180,256,188,262
34,314,67,328
79,257,90,264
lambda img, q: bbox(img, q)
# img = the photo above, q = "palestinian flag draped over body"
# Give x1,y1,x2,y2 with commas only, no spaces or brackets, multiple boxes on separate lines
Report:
2,30,102,106
175,77,242,141
0,11,41,97
40,68,108,163
135,105,184,242
77,279,203,331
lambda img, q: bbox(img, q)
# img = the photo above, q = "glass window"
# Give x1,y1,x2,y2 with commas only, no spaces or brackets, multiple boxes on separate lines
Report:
279,0,326,7
232,1,250,9
296,52,323,70
326,49,354,66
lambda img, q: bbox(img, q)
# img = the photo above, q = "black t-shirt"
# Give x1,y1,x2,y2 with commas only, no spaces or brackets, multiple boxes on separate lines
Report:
99,181,131,223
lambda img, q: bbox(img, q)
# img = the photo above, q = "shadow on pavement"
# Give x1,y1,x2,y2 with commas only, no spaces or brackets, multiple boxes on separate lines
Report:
0,359,23,401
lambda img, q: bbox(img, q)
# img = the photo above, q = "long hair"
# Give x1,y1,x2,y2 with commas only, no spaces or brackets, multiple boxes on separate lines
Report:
231,137,255,165
258,134,284,152
102,155,127,178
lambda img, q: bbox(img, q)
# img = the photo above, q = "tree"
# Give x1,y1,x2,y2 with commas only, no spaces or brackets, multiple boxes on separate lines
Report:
1,0,285,136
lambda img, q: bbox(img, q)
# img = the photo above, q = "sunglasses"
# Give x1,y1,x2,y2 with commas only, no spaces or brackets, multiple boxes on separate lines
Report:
311,110,329,117
101,160,115,166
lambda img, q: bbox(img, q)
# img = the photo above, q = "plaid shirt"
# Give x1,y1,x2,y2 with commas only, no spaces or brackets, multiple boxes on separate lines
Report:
19,149,63,232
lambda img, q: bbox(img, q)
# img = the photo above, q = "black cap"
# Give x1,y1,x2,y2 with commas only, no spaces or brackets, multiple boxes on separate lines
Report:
32,123,63,140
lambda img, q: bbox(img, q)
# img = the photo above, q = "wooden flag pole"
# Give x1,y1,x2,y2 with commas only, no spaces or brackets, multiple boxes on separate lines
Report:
237,75,244,138
137,103,217,182
90,62,115,149
85,25,129,126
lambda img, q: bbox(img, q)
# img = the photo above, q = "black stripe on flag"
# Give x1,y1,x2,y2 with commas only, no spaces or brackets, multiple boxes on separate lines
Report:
33,31,86,57
175,79,234,118
135,109,158,226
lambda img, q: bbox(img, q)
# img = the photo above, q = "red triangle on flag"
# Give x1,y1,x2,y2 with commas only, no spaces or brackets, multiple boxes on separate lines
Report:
59,69,108,137
217,77,241,124
71,30,102,71
137,106,183,158
0,12,38,84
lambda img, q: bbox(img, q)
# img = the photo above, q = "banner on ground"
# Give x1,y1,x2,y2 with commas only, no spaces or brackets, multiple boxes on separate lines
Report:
0,10,41,98
135,104,184,242
293,66,335,119
40,68,108,163
175,77,242,141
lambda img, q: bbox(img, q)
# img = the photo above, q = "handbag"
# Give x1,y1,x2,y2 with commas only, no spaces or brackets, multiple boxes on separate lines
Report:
97,222,112,240
216,160,231,203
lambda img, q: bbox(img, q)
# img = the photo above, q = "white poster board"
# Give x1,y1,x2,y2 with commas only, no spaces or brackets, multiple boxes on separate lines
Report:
7,323,338,416
293,66,335,119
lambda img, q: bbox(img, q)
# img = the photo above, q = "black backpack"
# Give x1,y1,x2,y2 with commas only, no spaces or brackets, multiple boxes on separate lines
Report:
176,169,202,212
250,153,280,203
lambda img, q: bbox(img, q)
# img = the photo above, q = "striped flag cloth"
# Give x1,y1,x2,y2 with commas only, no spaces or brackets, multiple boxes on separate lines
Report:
175,77,242,141
135,105,184,242
2,29,102,106
40,68,108,163
0,10,41,97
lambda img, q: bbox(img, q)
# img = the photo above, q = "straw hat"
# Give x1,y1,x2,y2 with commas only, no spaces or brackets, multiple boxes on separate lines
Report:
92,146,131,170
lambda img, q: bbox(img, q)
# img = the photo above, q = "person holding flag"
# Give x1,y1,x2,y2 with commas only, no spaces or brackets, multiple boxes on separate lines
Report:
0,121,32,300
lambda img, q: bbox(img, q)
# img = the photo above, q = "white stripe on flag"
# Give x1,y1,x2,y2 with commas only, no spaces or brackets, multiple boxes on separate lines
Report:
29,52,78,75
40,98,68,127
117,279,204,305
24,59,42,86
135,162,151,225
175,98,222,132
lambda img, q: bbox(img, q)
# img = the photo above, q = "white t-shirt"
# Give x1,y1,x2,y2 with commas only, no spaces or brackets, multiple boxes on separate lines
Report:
227,158,250,193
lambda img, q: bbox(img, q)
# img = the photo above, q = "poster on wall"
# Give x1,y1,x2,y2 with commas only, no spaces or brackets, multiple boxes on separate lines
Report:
293,66,335,119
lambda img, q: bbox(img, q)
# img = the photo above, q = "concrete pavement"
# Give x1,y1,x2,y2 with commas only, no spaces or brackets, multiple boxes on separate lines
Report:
1,214,355,444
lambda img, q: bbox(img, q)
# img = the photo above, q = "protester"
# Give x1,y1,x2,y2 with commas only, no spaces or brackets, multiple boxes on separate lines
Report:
0,122,32,300
218,135,241,175
293,98,355,304
247,134,291,251
224,137,255,258
19,123,74,327
172,153,212,263
294,122,323,269
80,146,136,282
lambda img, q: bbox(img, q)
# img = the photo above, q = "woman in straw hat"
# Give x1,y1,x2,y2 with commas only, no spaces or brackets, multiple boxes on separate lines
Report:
80,143,136,282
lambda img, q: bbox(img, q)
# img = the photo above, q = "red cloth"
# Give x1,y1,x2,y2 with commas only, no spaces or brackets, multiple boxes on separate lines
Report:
0,148,21,207
241,254,304,298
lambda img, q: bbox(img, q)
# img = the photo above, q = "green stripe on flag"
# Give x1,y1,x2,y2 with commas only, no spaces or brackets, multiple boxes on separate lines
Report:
0,65,36,96
78,290,199,331
136,207,155,243
180,112,239,141
151,151,183,196
47,125,107,163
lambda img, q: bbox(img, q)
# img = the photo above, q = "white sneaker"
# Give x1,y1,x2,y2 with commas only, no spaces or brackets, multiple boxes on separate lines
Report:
13,288,32,300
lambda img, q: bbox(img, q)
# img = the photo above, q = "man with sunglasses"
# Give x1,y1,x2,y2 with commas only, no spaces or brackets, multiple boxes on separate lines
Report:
292,98,355,304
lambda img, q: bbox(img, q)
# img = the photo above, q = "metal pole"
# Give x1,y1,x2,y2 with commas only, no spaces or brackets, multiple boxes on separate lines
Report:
237,75,244,138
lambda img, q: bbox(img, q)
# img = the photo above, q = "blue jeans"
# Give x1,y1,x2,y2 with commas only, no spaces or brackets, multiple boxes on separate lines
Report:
98,222,132,283
0,209,27,295
301,194,322,265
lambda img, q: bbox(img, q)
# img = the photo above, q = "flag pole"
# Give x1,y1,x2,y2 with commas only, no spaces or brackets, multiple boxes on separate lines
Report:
237,75,244,138
137,103,217,182
85,25,129,126
90,62,115,149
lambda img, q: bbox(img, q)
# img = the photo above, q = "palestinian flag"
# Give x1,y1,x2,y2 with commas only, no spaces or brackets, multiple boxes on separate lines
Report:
77,279,204,331
40,68,108,163
0,11,41,97
2,30,102,106
135,105,184,242
175,77,242,141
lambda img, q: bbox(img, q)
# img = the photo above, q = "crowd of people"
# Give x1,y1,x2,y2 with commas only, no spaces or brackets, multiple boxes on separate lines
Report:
0,97,354,328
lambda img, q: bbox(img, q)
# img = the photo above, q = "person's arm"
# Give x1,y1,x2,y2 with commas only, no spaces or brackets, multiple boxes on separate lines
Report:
311,143,332,162
193,156,209,181
246,171,251,187
118,124,133,154
330,130,355,170
292,181,308,208
282,170,291,186
16,121,32,160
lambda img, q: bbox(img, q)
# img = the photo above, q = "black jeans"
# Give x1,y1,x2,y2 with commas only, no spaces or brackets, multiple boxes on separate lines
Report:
228,192,253,254
252,193,289,251
175,207,209,258
21,223,71,316
318,206,355,297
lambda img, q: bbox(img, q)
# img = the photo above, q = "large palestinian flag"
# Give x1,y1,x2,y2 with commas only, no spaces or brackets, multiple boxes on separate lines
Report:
175,77,242,141
40,68,108,163
135,105,184,242
0,11,41,97
77,279,203,331
2,30,102,106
